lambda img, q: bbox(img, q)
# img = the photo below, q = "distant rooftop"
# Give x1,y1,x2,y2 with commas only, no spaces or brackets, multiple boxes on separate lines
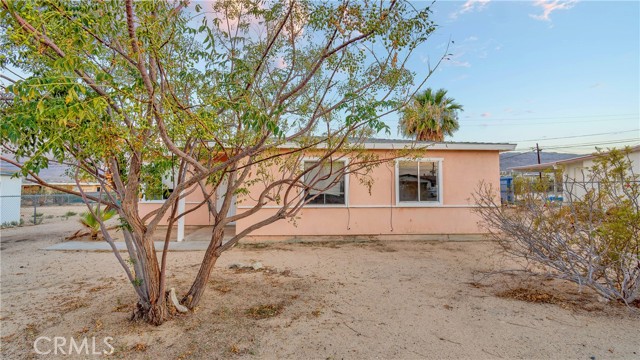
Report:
0,155,97,184
510,145,640,172
0,156,21,176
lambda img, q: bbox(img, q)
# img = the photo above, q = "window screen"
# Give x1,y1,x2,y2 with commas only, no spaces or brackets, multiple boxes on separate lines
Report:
398,161,439,203
304,161,346,205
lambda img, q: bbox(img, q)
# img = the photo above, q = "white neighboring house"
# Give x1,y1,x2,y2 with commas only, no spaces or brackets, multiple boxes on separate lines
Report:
510,145,640,200
0,165,22,225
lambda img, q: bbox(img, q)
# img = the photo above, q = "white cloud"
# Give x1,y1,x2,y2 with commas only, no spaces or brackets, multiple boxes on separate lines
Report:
452,74,470,82
445,52,471,68
450,0,491,19
481,112,491,118
450,60,471,68
530,0,579,22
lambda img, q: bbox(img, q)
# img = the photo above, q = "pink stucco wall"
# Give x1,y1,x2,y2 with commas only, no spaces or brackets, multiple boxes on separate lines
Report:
137,149,500,236
138,182,216,227
235,149,500,236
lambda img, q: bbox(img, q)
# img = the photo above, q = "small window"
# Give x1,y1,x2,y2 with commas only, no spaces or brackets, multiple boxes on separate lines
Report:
303,161,346,205
398,160,440,203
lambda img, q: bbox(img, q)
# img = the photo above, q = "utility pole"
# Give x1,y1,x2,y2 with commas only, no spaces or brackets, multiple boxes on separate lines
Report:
536,143,542,180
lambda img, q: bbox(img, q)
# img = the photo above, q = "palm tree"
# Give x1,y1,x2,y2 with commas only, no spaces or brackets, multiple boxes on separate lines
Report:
78,205,117,240
399,88,463,141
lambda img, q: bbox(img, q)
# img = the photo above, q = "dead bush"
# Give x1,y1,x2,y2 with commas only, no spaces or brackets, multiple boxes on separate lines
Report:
475,148,640,305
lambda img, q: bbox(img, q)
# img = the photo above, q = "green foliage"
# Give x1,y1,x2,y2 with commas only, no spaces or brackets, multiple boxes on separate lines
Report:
512,169,561,197
1,0,440,321
1,0,436,195
1,220,20,228
79,205,117,240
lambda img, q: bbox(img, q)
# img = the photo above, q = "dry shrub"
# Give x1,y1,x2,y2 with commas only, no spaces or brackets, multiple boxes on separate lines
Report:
132,343,148,352
60,298,88,313
245,304,284,319
112,303,132,313
497,288,562,304
476,148,640,305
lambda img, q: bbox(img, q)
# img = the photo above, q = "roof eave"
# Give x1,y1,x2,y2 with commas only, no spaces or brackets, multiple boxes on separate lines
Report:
276,142,517,151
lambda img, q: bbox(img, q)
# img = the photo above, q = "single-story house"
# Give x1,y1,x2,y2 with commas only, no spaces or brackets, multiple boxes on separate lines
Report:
510,145,640,199
139,140,516,240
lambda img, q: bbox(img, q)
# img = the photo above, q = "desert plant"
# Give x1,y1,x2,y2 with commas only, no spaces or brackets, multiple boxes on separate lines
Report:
80,206,117,240
474,148,640,305
1,220,19,228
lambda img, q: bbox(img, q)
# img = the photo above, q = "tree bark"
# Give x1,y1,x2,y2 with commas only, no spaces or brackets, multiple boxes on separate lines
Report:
182,226,224,309
127,230,170,325
131,295,169,326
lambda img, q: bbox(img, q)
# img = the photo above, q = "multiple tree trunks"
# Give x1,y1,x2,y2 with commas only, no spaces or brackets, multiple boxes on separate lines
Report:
1,0,440,325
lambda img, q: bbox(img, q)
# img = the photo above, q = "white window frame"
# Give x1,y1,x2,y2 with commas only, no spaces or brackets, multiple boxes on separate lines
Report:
302,157,349,208
395,158,443,207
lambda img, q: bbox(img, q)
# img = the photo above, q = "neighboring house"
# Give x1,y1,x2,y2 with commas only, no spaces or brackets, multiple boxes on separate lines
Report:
510,145,640,200
20,160,101,194
22,182,102,194
0,162,22,225
1,155,101,194
139,140,515,240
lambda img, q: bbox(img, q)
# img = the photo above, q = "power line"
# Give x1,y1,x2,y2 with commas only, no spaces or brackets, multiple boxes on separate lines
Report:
501,151,534,160
461,117,638,127
460,113,638,122
539,139,640,150
510,129,639,142
502,140,639,157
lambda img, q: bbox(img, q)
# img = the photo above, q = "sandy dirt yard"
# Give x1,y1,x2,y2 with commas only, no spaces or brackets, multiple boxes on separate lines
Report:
1,217,639,359
16,204,88,227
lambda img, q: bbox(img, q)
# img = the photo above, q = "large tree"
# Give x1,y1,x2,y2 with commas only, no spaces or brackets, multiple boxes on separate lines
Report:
399,87,463,141
0,0,441,324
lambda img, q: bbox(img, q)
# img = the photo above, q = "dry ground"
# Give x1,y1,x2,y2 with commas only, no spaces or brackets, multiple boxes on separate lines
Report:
1,214,639,359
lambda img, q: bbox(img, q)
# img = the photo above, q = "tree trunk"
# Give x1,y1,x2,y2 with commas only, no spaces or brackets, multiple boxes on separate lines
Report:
182,227,224,309
129,231,170,325
131,295,169,326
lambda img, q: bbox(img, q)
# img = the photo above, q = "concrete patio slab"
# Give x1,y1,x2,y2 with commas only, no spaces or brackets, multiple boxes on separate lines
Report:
44,241,212,252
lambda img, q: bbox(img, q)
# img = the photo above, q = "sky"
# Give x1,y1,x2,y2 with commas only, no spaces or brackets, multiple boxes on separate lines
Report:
386,0,639,153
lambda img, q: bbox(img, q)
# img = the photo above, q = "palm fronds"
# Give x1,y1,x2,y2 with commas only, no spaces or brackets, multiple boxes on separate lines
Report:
399,88,463,141
78,205,117,240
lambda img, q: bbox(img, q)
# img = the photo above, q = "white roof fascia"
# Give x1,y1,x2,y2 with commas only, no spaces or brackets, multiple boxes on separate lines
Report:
275,142,517,151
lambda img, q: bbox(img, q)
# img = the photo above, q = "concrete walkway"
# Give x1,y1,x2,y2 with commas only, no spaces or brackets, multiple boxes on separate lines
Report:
44,233,489,252
45,241,212,252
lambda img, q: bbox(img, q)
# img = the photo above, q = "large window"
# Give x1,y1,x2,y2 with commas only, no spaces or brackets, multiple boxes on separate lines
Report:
397,160,441,204
304,161,346,205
